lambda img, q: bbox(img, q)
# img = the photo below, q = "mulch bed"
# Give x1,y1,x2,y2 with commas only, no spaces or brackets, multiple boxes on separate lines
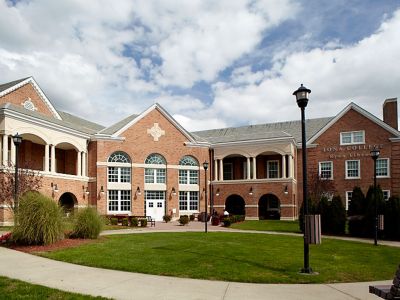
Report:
7,238,99,253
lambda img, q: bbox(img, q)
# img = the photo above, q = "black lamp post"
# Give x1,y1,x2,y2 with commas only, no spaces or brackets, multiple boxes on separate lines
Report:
370,147,380,246
12,133,23,217
293,84,312,274
203,161,209,233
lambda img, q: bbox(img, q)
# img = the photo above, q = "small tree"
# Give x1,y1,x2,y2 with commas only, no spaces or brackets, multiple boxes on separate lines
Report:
0,164,43,216
329,195,346,235
347,186,365,216
364,185,385,238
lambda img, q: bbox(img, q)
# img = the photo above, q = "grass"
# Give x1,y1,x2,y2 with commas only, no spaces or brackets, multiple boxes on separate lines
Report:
0,226,13,232
41,232,399,284
0,275,108,299
231,220,301,233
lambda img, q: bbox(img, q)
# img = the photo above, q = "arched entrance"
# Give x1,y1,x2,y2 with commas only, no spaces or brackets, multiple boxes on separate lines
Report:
59,192,77,214
225,194,245,215
259,194,281,220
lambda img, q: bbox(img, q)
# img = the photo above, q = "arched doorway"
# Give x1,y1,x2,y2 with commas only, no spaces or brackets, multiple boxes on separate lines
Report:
225,194,245,215
259,194,281,220
59,192,77,214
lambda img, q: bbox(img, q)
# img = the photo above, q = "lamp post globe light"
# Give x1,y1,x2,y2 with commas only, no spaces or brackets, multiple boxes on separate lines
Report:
293,84,312,274
370,147,380,246
12,133,23,217
203,161,209,233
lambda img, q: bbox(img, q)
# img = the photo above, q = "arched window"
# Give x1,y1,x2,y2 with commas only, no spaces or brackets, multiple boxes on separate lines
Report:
145,153,166,183
107,151,131,213
179,155,199,185
108,151,131,163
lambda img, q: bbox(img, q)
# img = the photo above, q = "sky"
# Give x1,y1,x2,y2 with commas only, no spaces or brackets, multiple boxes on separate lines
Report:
1,0,400,132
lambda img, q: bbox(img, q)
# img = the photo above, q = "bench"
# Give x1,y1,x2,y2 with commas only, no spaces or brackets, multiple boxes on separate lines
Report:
370,265,400,299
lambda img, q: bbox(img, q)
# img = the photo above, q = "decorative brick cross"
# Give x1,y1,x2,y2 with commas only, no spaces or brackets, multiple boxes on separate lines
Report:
147,123,165,141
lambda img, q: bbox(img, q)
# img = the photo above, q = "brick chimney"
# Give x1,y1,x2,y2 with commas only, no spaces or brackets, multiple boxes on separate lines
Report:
383,98,398,130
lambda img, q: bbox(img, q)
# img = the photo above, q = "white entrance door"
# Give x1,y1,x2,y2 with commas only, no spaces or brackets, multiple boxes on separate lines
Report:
145,191,165,221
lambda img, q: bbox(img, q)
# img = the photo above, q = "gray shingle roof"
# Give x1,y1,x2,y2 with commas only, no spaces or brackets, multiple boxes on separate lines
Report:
192,117,334,144
0,77,30,93
98,113,139,135
57,111,105,134
0,103,103,135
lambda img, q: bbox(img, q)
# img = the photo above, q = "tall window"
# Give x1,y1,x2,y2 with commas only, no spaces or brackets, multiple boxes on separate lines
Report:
107,151,131,213
145,153,166,183
223,163,233,180
179,191,199,211
179,156,199,184
340,131,365,145
267,161,279,178
345,160,360,179
319,161,333,179
376,158,389,177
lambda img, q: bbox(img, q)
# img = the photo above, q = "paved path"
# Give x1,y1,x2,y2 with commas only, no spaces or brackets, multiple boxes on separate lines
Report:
0,246,390,300
1,222,398,299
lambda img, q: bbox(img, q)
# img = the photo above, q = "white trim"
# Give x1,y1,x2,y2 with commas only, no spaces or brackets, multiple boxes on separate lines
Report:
280,204,297,208
345,160,360,179
211,137,296,147
376,158,390,178
211,178,296,184
383,190,390,201
0,77,62,120
244,204,258,208
340,130,365,145
345,191,353,211
318,161,333,180
307,102,400,144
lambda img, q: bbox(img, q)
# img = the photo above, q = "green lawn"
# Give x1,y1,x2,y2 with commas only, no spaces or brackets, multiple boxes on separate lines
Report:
41,232,399,284
231,220,301,233
0,276,108,299
0,226,14,232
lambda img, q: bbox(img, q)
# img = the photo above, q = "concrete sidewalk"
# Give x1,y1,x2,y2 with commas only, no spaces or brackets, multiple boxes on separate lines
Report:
0,246,389,300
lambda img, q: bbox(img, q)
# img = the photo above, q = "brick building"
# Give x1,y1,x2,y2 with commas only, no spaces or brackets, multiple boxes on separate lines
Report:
0,77,399,224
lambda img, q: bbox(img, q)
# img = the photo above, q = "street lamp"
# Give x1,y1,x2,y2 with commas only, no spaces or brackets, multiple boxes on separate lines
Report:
203,161,209,233
12,133,23,217
370,147,380,246
293,84,312,274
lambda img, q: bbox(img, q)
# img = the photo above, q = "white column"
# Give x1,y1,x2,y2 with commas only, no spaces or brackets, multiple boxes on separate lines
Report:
247,157,251,179
77,151,82,176
82,151,87,177
219,159,223,181
282,155,286,178
252,157,257,179
214,159,218,181
44,144,49,172
290,155,294,178
10,137,16,165
51,145,56,173
2,135,7,166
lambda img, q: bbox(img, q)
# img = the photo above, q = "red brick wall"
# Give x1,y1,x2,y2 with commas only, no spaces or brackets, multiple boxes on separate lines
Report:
0,83,55,118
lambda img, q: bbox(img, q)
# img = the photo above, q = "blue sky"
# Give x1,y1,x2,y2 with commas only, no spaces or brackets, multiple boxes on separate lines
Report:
0,0,399,131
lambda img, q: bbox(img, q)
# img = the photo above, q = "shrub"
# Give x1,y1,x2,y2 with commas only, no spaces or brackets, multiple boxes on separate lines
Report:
122,218,129,227
328,196,346,235
364,185,385,238
103,216,111,225
317,196,330,233
12,192,64,245
130,217,138,227
110,217,118,225
189,214,195,221
178,215,189,226
223,217,231,227
71,207,103,239
163,215,172,223
348,186,366,237
384,196,400,240
140,218,148,227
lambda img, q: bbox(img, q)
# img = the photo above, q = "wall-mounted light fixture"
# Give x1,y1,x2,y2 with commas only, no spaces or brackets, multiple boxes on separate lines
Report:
100,185,105,195
215,188,220,196
51,182,59,192
82,185,89,195
249,187,253,196
284,185,288,195
136,186,141,196
171,187,176,196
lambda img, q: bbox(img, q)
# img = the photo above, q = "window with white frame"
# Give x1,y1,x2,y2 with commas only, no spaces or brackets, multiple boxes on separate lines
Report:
376,158,389,177
223,163,233,180
340,131,365,145
107,152,131,183
267,160,279,178
108,190,131,213
319,161,333,179
345,191,353,211
345,160,360,179
179,191,199,211
179,156,199,184
383,190,390,201
144,153,166,183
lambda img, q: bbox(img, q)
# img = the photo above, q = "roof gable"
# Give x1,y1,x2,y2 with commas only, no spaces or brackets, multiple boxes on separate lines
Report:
307,102,400,144
0,77,62,120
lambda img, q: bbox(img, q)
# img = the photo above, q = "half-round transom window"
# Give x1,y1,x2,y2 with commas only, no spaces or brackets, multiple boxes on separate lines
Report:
145,153,166,165
179,156,198,166
108,151,131,163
